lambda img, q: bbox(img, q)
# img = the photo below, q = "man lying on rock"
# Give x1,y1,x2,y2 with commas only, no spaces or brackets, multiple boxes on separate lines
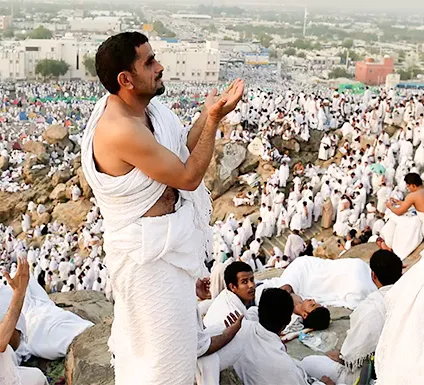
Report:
300,250,403,385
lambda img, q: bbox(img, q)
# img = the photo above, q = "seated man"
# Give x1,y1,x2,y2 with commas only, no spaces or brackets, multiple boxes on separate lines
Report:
203,262,255,331
0,258,47,385
199,288,335,385
256,256,378,329
301,250,403,385
380,173,424,260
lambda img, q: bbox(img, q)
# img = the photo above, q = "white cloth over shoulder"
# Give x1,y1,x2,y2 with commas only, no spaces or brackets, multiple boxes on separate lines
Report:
256,257,377,309
203,289,247,331
375,257,424,385
0,346,47,385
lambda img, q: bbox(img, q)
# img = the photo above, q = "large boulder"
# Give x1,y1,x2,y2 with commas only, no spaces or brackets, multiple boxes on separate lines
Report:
50,291,113,325
49,183,68,202
52,200,92,230
0,155,9,171
342,242,380,263
52,167,72,187
65,322,114,385
33,212,51,227
77,167,92,199
205,140,248,200
42,124,69,145
23,140,47,155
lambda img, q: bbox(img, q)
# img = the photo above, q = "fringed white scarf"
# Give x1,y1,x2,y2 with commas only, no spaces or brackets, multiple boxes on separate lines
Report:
340,285,391,372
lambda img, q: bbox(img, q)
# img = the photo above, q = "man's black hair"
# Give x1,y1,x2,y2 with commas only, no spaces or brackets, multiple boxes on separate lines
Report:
303,307,331,330
224,261,253,290
96,32,149,94
259,288,294,334
370,250,402,286
404,173,423,187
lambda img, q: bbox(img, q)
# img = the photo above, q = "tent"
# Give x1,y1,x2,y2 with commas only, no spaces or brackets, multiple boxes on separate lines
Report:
19,111,28,121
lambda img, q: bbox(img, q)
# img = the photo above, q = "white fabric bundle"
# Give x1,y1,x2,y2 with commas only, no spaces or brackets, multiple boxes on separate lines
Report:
375,256,424,385
256,257,377,309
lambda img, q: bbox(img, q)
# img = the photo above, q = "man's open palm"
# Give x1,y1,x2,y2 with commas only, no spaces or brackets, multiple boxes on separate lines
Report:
4,258,30,295
208,79,244,122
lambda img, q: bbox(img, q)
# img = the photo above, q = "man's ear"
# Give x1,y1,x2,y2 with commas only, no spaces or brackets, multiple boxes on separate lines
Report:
228,283,236,293
117,71,134,91
371,271,377,283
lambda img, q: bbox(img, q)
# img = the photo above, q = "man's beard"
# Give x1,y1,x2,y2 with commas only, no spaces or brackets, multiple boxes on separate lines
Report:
155,84,166,96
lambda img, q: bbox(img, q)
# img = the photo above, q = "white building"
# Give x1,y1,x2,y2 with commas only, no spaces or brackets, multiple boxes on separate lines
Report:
0,37,220,83
152,40,220,83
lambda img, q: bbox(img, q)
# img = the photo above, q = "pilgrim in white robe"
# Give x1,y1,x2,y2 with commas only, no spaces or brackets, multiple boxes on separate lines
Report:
375,256,424,385
284,233,305,262
82,95,211,385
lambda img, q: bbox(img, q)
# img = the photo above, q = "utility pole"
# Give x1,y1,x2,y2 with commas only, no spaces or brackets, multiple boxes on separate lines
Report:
303,6,307,38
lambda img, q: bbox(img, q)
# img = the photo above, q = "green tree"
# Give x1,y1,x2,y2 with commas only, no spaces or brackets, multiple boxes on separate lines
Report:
259,33,272,49
153,21,176,38
397,67,421,81
283,47,297,56
83,55,96,77
35,59,69,79
2,29,14,38
28,26,52,39
296,51,306,58
342,38,354,49
328,67,352,79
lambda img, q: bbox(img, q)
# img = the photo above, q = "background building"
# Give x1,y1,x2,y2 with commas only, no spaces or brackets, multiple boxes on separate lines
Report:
355,56,394,85
0,36,220,82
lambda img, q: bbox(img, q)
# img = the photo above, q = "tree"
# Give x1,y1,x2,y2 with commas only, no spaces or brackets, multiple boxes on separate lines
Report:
342,38,354,49
259,33,272,49
28,26,53,39
153,21,176,38
35,59,69,79
83,55,96,77
283,47,297,56
2,29,14,38
296,51,306,59
397,67,421,81
328,67,352,79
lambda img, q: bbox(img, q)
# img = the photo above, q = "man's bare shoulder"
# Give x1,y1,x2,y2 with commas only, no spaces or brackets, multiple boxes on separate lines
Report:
96,104,148,145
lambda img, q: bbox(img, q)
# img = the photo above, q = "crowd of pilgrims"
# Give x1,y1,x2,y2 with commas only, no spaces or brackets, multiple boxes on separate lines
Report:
0,78,424,298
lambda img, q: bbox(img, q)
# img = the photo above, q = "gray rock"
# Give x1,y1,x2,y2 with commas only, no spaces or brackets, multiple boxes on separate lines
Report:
52,167,72,187
0,155,9,171
50,183,68,202
50,291,113,325
23,140,47,155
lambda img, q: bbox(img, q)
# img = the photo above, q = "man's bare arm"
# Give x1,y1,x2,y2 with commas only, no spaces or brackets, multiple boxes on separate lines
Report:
387,194,414,216
115,80,244,191
187,109,208,153
0,259,29,353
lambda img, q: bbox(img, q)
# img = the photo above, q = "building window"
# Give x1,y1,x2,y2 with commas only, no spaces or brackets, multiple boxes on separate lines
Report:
183,61,185,64
208,61,210,65
176,72,179,76
197,72,200,76
16,60,19,64
182,72,185,76
9,72,13,77
213,61,216,64
25,47,39,52
51,47,55,52
206,72,209,76
192,72,195,76
177,61,179,64
76,53,79,70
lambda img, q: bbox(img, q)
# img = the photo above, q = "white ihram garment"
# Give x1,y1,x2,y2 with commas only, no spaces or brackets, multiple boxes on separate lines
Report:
82,95,212,385
375,256,424,385
255,257,377,309
380,210,424,260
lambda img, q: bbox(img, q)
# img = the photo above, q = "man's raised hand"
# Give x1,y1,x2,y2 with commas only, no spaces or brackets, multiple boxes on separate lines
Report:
207,79,245,123
4,257,30,296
